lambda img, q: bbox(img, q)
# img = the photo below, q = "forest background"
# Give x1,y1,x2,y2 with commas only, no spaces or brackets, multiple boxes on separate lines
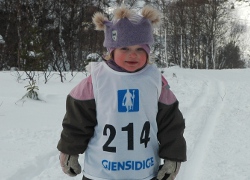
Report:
0,0,249,81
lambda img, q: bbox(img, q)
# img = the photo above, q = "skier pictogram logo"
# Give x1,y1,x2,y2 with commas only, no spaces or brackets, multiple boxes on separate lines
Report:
118,89,139,112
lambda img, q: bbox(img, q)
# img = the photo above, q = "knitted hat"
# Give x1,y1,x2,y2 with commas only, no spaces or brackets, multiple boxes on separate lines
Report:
92,5,162,50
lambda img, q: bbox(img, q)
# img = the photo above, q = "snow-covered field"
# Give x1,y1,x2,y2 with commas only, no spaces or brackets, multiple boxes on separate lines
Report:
1,67,250,180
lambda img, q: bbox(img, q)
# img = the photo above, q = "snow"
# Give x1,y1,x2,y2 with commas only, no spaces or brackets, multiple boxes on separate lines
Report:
1,67,250,180
0,34,5,44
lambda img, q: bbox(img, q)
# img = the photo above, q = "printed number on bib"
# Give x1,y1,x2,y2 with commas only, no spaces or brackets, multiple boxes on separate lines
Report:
103,121,150,153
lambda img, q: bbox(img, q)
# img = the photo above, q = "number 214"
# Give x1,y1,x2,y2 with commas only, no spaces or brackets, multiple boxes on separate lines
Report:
103,121,150,153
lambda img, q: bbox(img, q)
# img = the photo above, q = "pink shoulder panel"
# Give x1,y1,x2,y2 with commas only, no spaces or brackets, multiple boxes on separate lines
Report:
159,76,177,105
69,76,94,100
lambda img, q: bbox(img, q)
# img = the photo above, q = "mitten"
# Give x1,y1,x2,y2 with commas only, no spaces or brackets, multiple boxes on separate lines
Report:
59,152,82,177
157,160,181,180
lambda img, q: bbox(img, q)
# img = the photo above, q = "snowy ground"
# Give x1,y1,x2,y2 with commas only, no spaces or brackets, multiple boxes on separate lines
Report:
1,67,250,180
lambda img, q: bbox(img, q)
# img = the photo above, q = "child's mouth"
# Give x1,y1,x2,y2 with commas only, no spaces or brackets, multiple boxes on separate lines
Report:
126,61,138,65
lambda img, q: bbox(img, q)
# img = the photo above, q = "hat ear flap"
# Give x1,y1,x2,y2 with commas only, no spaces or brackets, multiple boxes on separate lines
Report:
141,5,162,27
92,12,108,30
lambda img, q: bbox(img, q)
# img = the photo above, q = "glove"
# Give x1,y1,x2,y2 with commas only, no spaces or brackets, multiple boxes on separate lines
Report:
157,160,181,180
59,152,82,177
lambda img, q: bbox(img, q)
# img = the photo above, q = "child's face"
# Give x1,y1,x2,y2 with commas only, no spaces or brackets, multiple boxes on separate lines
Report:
113,45,147,72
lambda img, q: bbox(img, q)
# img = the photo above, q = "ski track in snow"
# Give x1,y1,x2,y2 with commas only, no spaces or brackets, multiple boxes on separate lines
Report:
7,150,57,180
176,71,225,180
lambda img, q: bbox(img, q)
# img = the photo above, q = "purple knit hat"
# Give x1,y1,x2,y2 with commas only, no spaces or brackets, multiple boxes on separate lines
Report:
103,17,154,48
92,5,162,51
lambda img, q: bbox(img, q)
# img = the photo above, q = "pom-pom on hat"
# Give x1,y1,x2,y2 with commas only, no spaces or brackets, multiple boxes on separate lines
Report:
92,5,162,49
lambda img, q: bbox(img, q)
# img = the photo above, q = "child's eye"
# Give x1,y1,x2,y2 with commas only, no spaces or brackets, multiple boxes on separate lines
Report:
120,47,129,50
137,48,144,51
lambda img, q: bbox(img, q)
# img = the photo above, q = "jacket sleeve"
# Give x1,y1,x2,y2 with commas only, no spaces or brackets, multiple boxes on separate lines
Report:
156,75,187,162
57,76,97,155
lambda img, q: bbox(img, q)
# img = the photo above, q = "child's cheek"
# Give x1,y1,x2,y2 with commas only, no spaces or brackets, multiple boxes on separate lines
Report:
115,53,126,61
139,54,147,62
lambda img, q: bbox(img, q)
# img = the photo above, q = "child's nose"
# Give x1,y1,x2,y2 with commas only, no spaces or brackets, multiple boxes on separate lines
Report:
129,51,137,58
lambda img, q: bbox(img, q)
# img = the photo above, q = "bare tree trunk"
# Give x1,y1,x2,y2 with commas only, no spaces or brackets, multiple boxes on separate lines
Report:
0,1,11,69
180,33,183,68
164,29,168,68
16,0,22,70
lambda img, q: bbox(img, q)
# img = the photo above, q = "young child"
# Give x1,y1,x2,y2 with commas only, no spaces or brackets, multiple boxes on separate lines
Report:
57,5,186,180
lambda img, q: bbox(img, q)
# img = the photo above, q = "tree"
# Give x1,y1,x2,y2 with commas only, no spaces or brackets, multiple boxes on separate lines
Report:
0,0,246,71
159,0,231,69
218,41,244,69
